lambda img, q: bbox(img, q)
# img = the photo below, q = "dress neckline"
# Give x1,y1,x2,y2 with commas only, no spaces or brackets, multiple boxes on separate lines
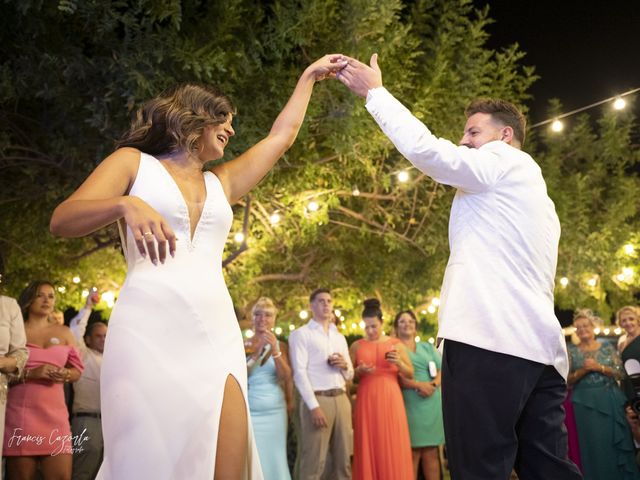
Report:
147,153,211,244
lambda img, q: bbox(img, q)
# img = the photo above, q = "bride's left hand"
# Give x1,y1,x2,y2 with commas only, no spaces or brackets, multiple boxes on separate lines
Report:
305,54,348,82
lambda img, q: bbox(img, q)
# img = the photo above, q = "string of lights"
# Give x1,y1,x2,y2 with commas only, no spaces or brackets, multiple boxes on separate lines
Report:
531,86,640,131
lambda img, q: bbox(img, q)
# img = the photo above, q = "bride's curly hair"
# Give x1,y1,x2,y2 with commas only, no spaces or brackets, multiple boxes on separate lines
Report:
116,83,236,156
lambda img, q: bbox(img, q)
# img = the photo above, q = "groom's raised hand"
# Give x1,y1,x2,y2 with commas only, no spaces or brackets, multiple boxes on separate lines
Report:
334,53,383,98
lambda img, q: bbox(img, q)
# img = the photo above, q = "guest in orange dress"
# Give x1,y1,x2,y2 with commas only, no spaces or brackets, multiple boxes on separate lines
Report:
349,298,414,480
4,281,84,480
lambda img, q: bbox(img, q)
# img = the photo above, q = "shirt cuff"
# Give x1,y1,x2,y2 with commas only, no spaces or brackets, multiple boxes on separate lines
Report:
365,86,389,105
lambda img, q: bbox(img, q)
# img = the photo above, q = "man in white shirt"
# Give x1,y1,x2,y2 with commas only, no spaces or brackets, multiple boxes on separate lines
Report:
69,296,107,480
336,55,582,479
289,288,354,480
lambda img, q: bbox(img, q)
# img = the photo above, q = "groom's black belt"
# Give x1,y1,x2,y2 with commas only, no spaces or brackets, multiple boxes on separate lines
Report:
314,388,345,397
72,411,101,419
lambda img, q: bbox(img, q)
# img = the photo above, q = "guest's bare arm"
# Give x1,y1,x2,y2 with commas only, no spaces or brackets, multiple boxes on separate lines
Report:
214,55,348,204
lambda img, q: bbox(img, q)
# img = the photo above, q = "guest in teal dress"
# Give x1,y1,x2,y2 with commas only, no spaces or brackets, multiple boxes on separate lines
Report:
568,308,640,480
245,297,293,480
394,310,444,480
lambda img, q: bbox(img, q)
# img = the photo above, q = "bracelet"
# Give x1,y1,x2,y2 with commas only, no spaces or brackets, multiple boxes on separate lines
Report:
272,351,282,359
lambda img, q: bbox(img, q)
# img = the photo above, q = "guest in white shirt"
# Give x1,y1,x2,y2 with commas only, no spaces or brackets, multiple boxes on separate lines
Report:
335,54,581,480
289,288,354,480
69,294,107,480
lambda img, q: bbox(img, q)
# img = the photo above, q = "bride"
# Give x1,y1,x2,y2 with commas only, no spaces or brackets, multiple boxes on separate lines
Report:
50,54,346,479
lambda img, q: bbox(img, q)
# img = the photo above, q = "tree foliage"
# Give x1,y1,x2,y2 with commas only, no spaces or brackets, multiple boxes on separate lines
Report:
1,0,636,335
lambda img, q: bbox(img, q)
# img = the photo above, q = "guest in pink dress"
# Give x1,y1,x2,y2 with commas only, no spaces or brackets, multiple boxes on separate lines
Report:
4,281,84,480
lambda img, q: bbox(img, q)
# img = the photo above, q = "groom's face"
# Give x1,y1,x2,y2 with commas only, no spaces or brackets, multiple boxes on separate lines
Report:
459,112,505,149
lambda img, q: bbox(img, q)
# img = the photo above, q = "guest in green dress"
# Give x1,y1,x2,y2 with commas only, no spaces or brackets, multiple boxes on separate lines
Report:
394,310,444,480
568,308,640,480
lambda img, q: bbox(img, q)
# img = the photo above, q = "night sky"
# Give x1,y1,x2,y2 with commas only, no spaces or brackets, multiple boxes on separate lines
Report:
474,0,640,125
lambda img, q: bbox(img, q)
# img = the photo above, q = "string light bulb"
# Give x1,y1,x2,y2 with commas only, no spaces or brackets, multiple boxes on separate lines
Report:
587,277,597,288
269,213,281,225
431,297,440,306
551,119,564,132
334,309,341,317
72,276,81,284
289,324,295,331
245,329,254,338
57,286,66,293
307,201,319,212
274,326,283,335
613,97,626,110
234,232,245,243
299,310,309,320
559,277,569,287
428,337,435,344
427,305,436,314
624,244,635,255
623,267,634,278
397,171,410,183
415,336,421,342
352,186,360,196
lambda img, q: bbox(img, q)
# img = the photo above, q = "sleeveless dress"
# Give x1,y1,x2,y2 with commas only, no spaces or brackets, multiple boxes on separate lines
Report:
96,152,263,479
568,343,640,480
4,343,84,456
247,355,291,480
353,338,413,480
401,342,444,447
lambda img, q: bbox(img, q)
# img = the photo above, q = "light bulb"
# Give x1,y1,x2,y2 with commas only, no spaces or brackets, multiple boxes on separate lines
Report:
397,171,410,183
624,244,635,255
428,337,435,344
551,119,564,132
559,277,569,287
427,305,436,314
415,336,421,342
72,276,81,284
299,310,309,320
234,232,245,243
274,327,283,335
613,97,626,110
307,201,319,212
269,213,281,225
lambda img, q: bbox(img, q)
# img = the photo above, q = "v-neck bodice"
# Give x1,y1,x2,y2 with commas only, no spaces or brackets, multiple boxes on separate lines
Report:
123,152,233,267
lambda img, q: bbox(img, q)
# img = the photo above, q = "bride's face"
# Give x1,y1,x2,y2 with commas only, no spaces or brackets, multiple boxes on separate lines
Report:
199,115,235,161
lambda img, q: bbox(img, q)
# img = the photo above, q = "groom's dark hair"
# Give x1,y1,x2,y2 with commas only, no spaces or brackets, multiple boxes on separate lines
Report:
465,98,527,146
309,288,331,303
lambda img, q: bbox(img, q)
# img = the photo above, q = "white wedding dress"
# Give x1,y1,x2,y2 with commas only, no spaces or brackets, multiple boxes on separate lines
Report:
96,152,263,479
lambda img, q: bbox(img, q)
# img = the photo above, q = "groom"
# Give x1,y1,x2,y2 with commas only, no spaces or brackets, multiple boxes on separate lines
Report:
335,54,582,479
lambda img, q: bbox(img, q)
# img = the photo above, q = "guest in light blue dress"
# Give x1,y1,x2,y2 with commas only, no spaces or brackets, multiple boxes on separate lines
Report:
245,297,293,480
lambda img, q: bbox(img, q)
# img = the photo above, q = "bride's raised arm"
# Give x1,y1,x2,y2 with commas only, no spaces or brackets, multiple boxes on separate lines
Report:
213,54,347,204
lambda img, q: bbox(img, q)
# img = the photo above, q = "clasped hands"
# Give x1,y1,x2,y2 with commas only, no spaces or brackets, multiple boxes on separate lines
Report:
29,364,70,383
308,53,383,98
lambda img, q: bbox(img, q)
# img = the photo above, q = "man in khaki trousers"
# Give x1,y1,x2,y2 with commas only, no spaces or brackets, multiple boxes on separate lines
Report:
289,288,354,480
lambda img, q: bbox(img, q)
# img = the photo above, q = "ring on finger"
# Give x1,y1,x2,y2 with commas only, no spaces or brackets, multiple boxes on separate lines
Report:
143,231,153,237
